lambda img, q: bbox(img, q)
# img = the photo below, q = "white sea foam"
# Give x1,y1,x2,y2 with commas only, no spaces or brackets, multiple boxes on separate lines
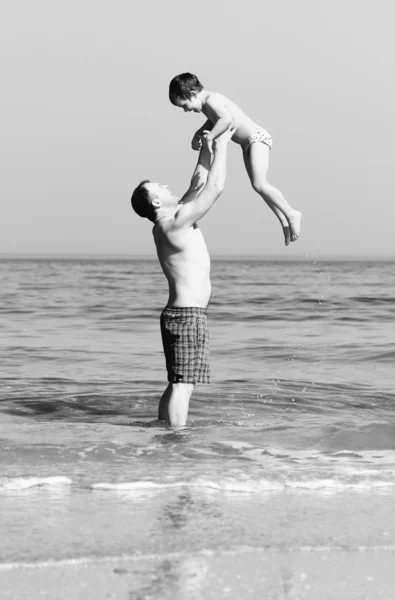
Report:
0,476,72,491
1,473,394,495
2,544,395,571
92,479,283,494
91,475,395,494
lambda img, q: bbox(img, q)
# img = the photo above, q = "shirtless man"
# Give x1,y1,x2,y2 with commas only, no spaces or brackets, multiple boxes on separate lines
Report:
131,126,234,427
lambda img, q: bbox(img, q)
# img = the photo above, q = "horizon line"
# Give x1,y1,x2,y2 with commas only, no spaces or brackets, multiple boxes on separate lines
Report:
1,253,395,262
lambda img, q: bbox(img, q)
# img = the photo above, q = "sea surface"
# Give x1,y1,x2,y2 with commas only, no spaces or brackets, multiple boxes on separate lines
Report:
1,258,395,577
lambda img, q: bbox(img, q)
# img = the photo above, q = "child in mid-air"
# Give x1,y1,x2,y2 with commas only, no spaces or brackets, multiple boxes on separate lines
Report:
169,73,301,246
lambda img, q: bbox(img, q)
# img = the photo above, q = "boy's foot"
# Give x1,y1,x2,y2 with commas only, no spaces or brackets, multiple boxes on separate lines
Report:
282,224,290,246
288,210,302,242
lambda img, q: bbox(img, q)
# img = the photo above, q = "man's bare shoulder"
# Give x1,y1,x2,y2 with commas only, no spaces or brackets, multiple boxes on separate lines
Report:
153,218,173,238
153,214,192,239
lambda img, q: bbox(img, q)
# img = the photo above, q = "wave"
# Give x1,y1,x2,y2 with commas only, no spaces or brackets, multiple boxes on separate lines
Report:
91,475,395,494
357,350,395,362
2,472,395,495
3,543,395,571
350,296,395,305
0,476,72,491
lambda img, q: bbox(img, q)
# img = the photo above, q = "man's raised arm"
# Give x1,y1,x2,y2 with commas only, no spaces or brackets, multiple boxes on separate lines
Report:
179,140,213,206
173,125,235,228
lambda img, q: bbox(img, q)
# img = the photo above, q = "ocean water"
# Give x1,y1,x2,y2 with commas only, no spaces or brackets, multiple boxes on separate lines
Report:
1,258,395,571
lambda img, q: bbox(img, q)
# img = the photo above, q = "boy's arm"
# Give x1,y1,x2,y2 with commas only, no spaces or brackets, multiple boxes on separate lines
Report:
204,96,233,143
173,126,234,228
197,119,213,134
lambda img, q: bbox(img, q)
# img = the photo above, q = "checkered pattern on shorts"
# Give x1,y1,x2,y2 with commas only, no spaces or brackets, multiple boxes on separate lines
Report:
242,126,273,155
160,306,211,384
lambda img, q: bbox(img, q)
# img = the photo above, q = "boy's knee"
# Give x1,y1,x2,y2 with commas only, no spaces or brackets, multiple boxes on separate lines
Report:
251,179,269,195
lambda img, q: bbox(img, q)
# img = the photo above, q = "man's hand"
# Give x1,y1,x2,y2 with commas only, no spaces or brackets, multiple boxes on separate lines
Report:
191,130,203,151
201,130,213,154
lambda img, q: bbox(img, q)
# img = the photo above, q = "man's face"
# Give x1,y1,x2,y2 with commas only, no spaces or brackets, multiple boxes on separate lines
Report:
146,182,178,207
173,94,202,113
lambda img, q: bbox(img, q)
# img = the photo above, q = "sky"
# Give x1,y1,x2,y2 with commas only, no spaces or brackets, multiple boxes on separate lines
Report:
1,0,394,259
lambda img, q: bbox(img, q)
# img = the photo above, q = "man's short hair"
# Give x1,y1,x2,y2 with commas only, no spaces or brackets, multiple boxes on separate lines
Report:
131,180,155,221
169,73,204,105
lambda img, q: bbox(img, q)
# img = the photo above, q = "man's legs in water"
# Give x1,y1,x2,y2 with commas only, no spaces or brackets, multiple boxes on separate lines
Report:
158,382,194,428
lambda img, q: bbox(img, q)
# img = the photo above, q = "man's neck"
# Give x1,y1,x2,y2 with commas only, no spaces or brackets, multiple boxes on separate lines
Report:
154,206,180,225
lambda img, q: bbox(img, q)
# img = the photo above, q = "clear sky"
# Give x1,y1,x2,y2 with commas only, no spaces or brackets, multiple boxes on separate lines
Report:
1,0,394,258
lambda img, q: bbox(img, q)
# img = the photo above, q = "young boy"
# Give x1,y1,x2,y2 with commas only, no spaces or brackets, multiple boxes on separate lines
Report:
169,72,301,246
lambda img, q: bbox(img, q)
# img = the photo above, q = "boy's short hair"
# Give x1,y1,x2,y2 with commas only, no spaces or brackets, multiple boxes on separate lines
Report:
169,73,204,105
131,180,155,222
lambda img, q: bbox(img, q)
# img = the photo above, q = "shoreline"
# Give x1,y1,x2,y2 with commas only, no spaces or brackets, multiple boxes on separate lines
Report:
3,547,395,599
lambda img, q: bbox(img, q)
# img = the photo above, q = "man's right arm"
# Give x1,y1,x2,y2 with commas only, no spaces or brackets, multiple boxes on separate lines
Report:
173,127,234,228
179,143,213,206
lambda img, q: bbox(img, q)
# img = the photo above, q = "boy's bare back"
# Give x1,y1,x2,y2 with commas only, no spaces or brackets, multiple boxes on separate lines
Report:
202,92,259,145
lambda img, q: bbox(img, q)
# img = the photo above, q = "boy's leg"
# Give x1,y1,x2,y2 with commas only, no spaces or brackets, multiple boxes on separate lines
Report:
158,382,194,428
244,143,301,242
243,150,291,246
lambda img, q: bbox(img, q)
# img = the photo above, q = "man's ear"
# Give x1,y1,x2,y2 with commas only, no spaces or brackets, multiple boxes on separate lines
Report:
190,91,197,98
152,198,161,208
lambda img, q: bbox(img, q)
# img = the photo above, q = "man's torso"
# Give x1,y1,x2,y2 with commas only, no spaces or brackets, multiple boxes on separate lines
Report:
153,221,211,308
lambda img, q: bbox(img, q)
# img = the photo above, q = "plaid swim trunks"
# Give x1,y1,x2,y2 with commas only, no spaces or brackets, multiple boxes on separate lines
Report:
160,306,211,384
242,126,273,155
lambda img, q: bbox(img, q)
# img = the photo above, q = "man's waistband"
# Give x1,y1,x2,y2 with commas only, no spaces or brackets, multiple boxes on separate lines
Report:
162,306,207,316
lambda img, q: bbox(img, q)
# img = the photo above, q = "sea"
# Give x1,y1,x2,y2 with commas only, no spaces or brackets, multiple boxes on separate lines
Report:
1,258,395,595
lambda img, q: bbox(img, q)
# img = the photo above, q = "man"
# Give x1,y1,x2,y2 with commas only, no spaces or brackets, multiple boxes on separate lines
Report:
131,126,234,428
